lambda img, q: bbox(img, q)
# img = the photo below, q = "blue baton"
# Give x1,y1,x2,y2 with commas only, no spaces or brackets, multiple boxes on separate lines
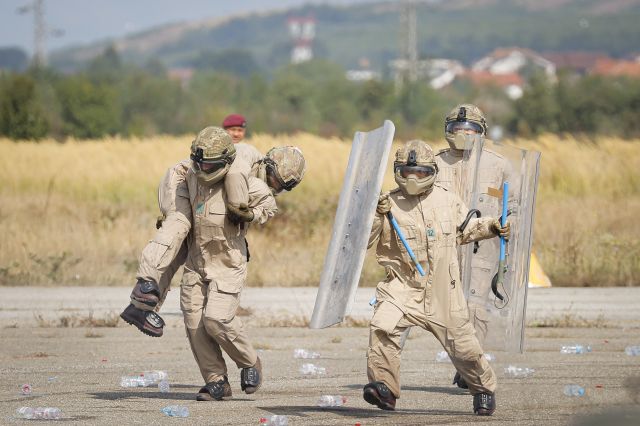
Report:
387,212,426,276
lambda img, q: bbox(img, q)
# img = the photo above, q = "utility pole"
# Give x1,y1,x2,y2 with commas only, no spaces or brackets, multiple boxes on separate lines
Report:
17,0,63,68
399,0,418,83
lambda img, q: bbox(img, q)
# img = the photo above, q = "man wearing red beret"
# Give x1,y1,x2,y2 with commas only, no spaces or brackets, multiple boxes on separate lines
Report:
222,114,247,144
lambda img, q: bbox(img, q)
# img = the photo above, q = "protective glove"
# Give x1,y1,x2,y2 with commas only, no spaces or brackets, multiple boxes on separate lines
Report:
377,192,391,216
491,218,510,240
227,203,254,225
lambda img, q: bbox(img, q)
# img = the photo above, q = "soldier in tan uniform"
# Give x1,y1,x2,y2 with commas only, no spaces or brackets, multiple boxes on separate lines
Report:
435,104,512,389
363,140,509,416
120,143,305,338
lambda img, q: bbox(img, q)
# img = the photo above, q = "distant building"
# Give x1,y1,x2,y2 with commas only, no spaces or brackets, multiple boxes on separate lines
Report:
472,47,556,80
591,58,640,78
464,71,525,99
345,70,381,82
542,51,610,75
287,17,315,64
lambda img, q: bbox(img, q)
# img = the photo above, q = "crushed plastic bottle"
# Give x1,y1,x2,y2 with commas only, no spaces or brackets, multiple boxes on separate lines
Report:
484,353,496,362
317,395,346,407
16,407,61,420
625,345,640,356
260,415,288,425
21,384,32,395
161,405,189,418
299,363,326,376
435,351,450,363
293,349,320,359
504,365,535,378
563,384,585,397
158,380,170,393
560,345,592,354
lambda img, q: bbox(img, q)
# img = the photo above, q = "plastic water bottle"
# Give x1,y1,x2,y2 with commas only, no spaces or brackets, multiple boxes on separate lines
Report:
259,415,288,425
625,345,640,356
120,376,152,387
161,405,189,418
141,370,168,383
317,395,346,407
293,349,320,359
560,345,592,354
158,380,170,393
299,363,326,376
563,384,585,397
17,407,61,420
435,351,450,363
504,365,535,378
484,353,496,362
21,384,32,395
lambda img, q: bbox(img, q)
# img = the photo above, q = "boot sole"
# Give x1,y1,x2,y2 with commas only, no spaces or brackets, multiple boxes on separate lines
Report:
363,388,395,411
119,312,162,338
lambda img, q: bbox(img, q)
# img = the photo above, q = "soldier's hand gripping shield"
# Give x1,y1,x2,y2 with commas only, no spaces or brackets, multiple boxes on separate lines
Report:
310,121,395,329
460,137,540,353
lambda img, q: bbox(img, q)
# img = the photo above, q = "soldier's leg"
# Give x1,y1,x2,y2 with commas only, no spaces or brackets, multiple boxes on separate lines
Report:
364,300,409,410
202,282,261,394
427,318,497,415
122,214,190,337
180,270,232,401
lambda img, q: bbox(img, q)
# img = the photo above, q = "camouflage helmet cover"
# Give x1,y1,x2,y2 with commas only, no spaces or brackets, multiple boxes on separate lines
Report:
190,126,236,185
265,146,306,193
444,103,488,149
394,139,438,196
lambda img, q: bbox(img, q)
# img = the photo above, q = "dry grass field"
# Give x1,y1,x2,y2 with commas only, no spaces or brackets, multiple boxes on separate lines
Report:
0,133,638,287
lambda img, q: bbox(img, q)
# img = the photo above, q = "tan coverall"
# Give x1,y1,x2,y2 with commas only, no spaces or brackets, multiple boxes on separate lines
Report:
436,147,512,346
133,142,264,311
179,170,276,383
367,185,498,398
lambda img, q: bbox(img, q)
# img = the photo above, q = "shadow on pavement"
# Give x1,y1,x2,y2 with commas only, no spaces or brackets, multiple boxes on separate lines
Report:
257,405,470,419
342,383,468,396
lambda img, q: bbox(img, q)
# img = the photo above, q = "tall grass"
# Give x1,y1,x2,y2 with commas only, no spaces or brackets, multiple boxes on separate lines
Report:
0,134,638,286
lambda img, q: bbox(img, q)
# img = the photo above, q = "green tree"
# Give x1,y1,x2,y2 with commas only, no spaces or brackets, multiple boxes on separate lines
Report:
55,75,120,138
0,73,48,140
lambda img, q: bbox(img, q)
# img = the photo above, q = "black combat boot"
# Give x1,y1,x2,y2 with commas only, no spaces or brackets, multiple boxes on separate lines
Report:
363,381,396,410
120,304,164,337
473,392,496,416
197,376,232,401
241,357,262,394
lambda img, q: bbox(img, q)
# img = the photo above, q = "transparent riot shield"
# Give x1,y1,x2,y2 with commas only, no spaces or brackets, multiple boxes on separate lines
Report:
460,138,541,353
309,120,395,329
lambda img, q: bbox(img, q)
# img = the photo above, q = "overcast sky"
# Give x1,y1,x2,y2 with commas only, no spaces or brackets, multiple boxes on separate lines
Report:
0,0,378,54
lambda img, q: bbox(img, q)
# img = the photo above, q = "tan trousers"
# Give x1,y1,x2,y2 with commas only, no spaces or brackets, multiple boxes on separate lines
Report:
367,299,497,398
132,214,189,311
180,269,257,383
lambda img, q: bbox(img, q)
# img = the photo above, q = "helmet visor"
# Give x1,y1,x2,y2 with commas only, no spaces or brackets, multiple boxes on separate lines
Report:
395,164,437,179
446,121,484,134
191,156,228,174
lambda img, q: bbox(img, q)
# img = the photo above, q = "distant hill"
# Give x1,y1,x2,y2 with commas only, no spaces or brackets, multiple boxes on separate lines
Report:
49,0,640,74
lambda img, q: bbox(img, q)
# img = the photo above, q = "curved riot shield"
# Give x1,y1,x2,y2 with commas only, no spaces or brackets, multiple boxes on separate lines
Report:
459,138,540,353
309,120,395,329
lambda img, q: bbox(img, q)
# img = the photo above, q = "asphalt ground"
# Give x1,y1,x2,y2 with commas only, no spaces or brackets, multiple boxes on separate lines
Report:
0,287,639,425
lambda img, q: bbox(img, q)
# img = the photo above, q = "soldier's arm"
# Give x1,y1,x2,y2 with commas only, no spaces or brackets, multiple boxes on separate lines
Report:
247,177,278,225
